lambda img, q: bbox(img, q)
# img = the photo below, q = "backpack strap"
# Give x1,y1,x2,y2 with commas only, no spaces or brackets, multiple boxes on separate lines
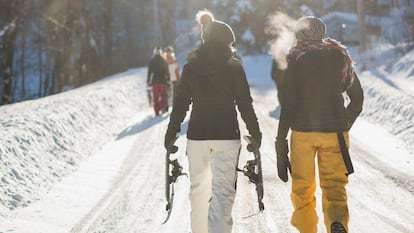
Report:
337,132,354,176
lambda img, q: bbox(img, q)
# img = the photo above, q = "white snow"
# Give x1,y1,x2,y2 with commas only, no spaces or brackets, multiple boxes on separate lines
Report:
0,43,414,232
0,69,147,218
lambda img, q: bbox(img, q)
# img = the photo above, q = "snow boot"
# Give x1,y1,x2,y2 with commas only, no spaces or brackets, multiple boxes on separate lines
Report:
331,221,347,233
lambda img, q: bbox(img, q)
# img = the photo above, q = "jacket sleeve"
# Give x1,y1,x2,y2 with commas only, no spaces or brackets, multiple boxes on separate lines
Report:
233,62,262,140
346,72,364,128
164,60,170,81
147,60,152,84
175,64,181,80
166,65,192,136
271,59,277,81
277,60,296,140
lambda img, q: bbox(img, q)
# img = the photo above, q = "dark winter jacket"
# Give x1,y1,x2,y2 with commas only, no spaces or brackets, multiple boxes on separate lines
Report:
277,49,363,139
147,55,170,85
271,59,285,83
166,41,261,142
271,59,285,104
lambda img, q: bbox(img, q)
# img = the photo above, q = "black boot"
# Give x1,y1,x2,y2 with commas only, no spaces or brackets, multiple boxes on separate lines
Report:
331,221,347,233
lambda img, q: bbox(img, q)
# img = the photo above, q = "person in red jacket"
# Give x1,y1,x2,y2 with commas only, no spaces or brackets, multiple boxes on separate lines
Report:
147,47,170,116
164,46,181,98
165,9,261,233
275,16,363,233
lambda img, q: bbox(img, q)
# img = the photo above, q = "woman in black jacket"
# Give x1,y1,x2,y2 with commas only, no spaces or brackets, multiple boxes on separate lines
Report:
164,10,261,233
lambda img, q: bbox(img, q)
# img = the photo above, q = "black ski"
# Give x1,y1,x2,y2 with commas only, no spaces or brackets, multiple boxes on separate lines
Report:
162,137,187,224
238,135,265,213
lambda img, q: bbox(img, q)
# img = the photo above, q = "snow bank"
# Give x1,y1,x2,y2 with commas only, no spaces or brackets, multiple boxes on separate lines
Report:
360,72,414,151
0,68,147,218
357,48,414,151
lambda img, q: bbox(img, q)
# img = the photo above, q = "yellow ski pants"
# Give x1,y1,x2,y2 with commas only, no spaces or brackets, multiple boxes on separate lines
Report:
290,131,350,233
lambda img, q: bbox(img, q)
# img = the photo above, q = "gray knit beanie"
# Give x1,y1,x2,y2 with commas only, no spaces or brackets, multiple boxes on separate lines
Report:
295,16,326,41
196,10,235,45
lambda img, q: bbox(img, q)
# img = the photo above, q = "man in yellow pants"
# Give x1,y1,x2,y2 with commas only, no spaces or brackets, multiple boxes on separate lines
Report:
275,16,364,233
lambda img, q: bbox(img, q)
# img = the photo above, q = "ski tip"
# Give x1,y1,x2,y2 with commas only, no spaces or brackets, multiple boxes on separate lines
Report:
161,209,172,225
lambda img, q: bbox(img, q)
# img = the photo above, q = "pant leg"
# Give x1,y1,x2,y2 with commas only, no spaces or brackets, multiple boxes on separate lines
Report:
208,140,241,233
160,83,168,111
316,132,350,233
290,131,319,233
172,81,178,96
152,84,161,115
172,81,178,102
187,140,212,233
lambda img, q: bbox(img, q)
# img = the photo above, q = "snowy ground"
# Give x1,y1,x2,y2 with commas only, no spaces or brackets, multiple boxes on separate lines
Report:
0,46,414,233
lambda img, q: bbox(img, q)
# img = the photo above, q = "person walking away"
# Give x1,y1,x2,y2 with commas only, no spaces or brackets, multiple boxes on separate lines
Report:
147,47,170,116
164,46,181,103
271,58,285,106
164,9,262,233
275,16,364,233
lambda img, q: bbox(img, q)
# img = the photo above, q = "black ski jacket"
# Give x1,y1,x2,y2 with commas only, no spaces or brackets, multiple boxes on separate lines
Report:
277,49,364,139
147,55,170,85
166,41,261,141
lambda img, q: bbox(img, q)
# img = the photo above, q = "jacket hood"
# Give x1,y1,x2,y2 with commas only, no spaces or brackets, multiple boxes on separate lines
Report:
186,41,233,76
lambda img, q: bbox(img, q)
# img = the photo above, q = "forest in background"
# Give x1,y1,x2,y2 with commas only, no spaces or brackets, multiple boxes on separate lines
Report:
0,0,413,105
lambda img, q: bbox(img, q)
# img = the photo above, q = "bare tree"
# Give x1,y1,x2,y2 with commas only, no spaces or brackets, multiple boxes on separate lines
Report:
1,1,22,105
357,0,367,70
104,0,113,75
20,19,26,100
152,0,162,46
357,0,367,52
19,0,29,100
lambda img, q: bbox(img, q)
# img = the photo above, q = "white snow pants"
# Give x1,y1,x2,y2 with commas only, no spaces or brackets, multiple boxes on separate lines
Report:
186,139,241,233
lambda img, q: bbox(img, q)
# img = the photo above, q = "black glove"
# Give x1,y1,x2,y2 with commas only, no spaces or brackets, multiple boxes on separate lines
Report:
247,133,262,152
164,132,178,153
275,138,291,182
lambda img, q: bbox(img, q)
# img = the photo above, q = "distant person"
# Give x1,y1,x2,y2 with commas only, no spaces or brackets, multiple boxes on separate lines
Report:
275,16,363,233
164,46,181,101
271,58,285,105
164,9,261,233
147,47,170,116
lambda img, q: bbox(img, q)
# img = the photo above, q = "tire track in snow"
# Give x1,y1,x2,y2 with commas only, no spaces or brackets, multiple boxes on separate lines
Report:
71,112,192,233
347,143,414,233
245,90,297,233
71,113,175,232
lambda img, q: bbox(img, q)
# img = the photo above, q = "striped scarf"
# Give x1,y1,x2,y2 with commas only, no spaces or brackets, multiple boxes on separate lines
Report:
288,38,355,91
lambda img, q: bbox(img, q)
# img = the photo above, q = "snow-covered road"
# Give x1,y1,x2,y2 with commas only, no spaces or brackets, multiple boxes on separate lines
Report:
1,54,414,233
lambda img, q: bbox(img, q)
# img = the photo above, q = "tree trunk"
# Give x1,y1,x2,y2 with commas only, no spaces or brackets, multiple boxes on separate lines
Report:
62,0,74,90
38,39,43,97
152,0,162,46
20,18,26,100
1,1,21,105
357,0,367,52
104,0,113,76
357,0,367,70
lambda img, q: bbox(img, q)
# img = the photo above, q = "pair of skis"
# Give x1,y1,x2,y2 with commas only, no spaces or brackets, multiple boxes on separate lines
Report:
162,136,264,224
